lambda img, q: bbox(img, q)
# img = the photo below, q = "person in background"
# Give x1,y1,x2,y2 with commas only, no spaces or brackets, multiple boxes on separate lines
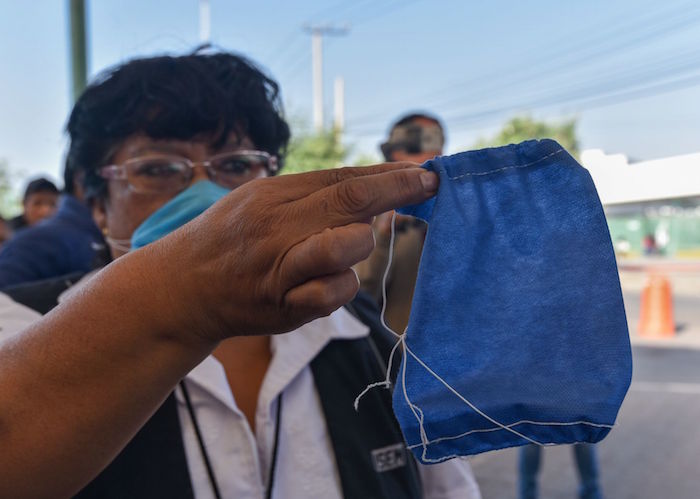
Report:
8,177,59,231
355,112,445,333
519,443,603,499
0,161,104,288
643,233,658,256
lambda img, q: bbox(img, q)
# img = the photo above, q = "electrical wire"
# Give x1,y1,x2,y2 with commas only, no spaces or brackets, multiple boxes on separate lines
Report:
345,61,700,137
427,6,700,112
346,1,700,127
436,46,700,122
265,0,372,73
347,0,425,28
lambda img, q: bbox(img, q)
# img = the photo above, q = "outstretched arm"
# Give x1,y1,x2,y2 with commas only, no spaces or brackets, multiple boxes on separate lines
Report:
0,163,437,498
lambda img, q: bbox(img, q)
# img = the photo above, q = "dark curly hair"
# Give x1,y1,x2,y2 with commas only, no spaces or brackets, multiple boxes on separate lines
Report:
65,49,291,200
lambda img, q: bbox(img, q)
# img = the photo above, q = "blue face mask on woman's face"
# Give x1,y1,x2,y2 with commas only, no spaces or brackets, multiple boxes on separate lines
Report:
127,180,230,250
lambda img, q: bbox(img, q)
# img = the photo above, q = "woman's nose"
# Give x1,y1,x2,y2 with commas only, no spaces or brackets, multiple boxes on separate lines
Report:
189,162,211,184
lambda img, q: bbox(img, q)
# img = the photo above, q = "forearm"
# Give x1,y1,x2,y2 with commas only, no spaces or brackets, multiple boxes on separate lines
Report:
0,163,438,498
0,246,216,498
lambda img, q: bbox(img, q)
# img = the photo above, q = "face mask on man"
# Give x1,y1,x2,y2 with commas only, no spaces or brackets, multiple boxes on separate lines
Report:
106,180,229,252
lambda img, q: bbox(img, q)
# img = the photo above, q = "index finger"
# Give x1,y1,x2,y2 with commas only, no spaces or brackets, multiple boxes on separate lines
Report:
301,167,438,229
270,162,422,201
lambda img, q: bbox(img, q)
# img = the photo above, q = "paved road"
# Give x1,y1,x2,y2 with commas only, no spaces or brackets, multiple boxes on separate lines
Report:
469,346,700,499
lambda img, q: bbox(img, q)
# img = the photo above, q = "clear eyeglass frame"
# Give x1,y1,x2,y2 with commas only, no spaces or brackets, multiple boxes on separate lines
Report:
98,150,278,194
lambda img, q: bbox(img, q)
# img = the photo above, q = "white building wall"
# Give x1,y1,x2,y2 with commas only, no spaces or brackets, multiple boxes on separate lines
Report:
581,149,700,206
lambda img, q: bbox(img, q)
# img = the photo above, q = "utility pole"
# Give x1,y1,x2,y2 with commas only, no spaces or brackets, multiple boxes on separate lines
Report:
333,76,345,141
68,0,87,104
199,0,211,43
303,24,348,132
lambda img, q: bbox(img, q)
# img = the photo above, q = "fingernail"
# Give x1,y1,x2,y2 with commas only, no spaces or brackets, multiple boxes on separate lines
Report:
420,171,438,191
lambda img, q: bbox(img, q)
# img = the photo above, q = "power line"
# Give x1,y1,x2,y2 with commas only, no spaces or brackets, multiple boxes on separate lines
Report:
427,5,700,112
347,1,700,127
347,0,425,28
344,51,700,138
348,69,700,138
265,0,372,70
277,0,422,129
264,32,306,68
433,45,700,121
450,72,700,131
309,0,376,24
279,49,310,84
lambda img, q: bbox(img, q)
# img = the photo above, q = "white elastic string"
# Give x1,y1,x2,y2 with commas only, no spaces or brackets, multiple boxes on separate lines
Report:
379,212,402,340
353,337,402,411
354,211,402,411
401,339,431,459
404,343,544,446
353,210,613,459
105,236,132,253
407,419,614,450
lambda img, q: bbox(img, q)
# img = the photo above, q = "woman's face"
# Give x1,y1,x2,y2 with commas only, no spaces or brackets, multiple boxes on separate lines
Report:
94,132,264,258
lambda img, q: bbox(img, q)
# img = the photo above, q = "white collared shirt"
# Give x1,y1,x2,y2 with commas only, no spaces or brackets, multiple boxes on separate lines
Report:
0,292,42,335
177,307,481,499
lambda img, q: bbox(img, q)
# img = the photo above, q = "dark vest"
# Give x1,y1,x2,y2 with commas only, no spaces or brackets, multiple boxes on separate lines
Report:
7,278,421,499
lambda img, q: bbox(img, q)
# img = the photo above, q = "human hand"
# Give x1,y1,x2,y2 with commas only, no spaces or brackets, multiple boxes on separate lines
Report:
135,162,438,343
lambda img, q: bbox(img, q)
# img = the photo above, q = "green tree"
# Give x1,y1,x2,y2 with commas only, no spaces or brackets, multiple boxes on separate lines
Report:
282,128,348,174
474,116,579,158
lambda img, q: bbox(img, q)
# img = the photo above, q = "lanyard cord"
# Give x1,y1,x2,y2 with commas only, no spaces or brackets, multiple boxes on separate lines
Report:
180,381,222,499
178,380,283,499
266,393,283,499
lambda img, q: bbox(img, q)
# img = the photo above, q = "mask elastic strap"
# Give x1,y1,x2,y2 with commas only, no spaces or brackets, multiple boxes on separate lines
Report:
353,211,403,406
105,236,132,253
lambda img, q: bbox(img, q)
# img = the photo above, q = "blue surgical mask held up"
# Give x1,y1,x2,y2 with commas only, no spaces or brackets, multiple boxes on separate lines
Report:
356,139,632,464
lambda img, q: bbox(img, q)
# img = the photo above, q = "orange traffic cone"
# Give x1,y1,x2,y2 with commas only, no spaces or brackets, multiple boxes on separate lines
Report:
638,273,675,337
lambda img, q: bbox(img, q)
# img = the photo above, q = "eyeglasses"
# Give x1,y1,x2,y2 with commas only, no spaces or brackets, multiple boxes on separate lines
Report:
99,150,278,195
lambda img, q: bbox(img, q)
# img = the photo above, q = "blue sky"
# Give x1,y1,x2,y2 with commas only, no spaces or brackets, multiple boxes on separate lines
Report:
2,0,700,191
